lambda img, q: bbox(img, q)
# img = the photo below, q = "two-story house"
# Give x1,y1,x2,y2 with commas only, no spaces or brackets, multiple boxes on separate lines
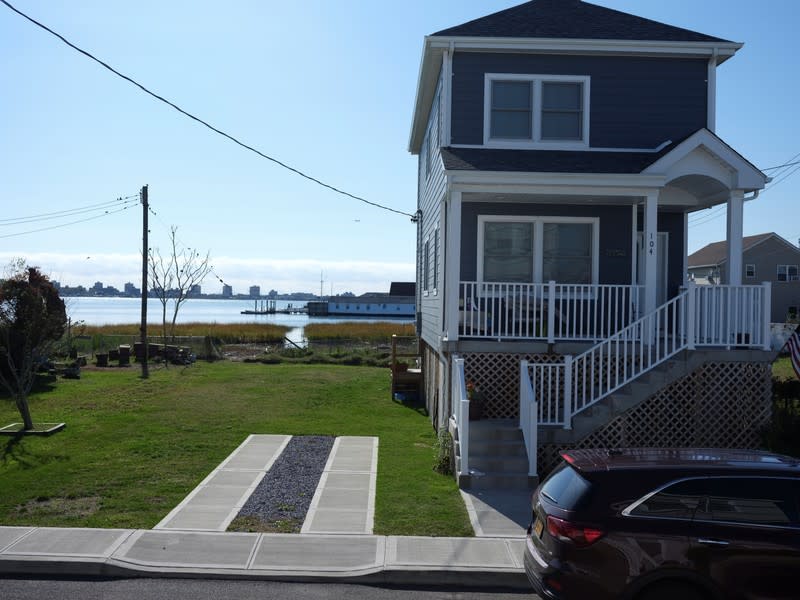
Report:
689,232,800,322
408,0,772,487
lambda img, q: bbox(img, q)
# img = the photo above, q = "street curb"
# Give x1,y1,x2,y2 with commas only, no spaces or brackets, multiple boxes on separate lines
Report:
0,555,530,590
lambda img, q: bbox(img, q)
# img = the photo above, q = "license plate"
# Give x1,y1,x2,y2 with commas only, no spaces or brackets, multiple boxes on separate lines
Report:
533,517,544,538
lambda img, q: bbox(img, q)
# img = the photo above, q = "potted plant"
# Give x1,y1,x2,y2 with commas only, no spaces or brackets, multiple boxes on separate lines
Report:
467,380,485,420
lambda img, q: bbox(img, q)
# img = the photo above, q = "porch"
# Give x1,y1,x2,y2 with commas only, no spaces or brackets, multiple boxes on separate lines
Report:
449,282,774,485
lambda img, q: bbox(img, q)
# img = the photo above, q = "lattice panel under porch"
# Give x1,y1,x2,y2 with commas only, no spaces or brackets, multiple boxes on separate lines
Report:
463,352,562,419
537,361,772,476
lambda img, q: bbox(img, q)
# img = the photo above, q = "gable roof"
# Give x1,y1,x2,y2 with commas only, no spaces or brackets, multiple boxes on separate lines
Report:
688,233,800,268
433,0,732,43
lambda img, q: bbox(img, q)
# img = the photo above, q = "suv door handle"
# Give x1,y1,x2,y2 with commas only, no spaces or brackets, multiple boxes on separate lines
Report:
697,538,729,547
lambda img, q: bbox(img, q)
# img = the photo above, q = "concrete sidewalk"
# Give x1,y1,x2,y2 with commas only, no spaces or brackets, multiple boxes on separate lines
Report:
0,433,531,589
0,526,529,589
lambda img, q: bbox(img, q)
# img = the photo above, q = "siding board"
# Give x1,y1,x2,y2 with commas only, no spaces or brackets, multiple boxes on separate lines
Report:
451,53,708,148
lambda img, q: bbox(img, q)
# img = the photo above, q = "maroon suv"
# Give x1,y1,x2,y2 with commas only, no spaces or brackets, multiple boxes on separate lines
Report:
524,448,800,600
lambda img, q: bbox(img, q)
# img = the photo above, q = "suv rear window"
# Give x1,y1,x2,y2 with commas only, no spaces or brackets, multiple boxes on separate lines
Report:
540,463,592,509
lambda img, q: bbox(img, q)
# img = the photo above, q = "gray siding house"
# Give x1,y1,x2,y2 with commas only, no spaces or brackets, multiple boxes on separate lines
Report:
408,0,773,486
689,232,800,322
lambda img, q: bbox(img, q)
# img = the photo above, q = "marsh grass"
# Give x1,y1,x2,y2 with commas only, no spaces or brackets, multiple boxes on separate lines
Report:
79,322,290,343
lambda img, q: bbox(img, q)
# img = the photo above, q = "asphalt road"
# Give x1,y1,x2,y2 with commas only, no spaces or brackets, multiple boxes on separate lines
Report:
0,577,535,600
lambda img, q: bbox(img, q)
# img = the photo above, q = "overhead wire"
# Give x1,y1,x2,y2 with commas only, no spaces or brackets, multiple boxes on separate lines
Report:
0,200,137,239
0,0,415,219
0,196,139,226
146,201,231,290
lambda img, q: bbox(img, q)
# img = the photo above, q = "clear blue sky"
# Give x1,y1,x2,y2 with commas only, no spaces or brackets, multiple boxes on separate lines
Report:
1,0,797,295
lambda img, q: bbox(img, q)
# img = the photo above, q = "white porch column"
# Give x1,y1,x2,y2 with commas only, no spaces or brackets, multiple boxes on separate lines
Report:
444,190,462,340
726,189,744,285
643,191,659,317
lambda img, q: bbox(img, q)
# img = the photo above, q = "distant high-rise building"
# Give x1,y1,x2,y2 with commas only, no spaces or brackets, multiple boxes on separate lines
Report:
249,285,261,298
189,284,201,297
124,282,139,296
222,284,233,298
93,281,104,291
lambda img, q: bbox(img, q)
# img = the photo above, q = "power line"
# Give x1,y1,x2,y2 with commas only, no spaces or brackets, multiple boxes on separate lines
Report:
146,202,231,289
0,201,136,239
0,196,138,226
761,159,800,172
1,0,415,219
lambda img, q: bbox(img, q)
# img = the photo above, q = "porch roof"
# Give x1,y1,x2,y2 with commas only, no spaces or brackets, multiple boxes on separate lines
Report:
441,146,668,174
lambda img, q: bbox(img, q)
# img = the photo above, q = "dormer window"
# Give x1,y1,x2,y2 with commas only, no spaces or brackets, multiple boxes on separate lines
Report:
484,74,590,148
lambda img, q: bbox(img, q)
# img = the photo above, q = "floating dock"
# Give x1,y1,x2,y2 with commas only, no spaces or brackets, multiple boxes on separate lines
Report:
241,299,307,315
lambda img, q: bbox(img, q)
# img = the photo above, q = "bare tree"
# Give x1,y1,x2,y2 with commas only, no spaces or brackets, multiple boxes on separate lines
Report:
0,264,67,430
148,226,212,356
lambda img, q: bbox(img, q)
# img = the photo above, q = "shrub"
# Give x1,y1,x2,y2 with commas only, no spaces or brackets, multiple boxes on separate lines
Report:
433,429,454,475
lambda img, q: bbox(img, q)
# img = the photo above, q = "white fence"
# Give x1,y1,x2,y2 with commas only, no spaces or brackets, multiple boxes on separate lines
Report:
450,356,469,476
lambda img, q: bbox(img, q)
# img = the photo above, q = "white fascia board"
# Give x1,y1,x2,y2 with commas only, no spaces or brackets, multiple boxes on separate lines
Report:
409,39,444,154
429,36,742,62
447,170,665,195
643,129,767,190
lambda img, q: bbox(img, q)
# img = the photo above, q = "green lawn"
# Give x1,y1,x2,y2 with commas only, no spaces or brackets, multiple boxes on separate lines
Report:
0,362,472,536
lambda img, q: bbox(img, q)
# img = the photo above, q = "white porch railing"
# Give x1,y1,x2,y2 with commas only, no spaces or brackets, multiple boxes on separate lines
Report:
450,355,470,477
459,281,644,342
526,282,772,428
519,360,538,478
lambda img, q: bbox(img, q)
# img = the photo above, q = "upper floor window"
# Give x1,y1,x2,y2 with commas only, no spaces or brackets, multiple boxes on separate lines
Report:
745,264,756,278
778,265,798,281
484,74,590,148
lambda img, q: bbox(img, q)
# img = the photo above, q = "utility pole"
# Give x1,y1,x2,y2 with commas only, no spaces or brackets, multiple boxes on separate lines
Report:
140,185,149,379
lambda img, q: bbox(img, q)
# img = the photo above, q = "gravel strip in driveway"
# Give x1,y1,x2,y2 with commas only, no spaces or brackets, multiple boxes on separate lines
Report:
234,435,334,532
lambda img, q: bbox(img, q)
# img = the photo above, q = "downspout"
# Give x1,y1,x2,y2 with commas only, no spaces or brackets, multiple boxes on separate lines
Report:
707,48,718,132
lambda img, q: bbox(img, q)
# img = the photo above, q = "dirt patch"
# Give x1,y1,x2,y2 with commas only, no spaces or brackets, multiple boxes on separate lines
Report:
221,344,267,361
227,515,302,533
14,496,102,519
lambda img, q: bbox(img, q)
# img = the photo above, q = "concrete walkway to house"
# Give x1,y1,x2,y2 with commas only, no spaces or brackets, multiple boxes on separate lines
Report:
0,433,531,589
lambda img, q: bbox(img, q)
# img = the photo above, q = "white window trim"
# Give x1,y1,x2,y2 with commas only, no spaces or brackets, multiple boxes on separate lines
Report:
745,263,756,278
476,215,599,284
483,73,591,150
423,237,431,296
432,227,439,295
777,264,799,282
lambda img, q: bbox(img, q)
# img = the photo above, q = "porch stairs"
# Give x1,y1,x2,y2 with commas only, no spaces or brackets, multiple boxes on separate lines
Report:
456,419,536,490
537,346,773,446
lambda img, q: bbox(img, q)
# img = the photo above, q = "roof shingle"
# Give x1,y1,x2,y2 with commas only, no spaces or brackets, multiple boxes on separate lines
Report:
440,146,669,174
433,0,732,44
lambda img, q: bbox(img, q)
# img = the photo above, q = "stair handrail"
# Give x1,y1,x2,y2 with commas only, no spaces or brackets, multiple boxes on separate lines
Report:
519,360,538,478
451,355,469,476
530,288,691,428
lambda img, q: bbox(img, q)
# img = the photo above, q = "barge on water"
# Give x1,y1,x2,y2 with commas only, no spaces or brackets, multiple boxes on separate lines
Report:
307,283,415,318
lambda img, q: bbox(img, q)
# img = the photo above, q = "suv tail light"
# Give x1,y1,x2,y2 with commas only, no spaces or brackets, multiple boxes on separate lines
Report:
546,515,604,547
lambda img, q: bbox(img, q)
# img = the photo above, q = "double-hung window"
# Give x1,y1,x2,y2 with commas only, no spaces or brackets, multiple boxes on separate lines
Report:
484,74,589,147
778,265,798,281
478,216,597,284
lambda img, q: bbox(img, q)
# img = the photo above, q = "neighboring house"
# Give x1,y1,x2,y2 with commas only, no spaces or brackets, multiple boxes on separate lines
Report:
688,232,800,322
408,0,773,486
